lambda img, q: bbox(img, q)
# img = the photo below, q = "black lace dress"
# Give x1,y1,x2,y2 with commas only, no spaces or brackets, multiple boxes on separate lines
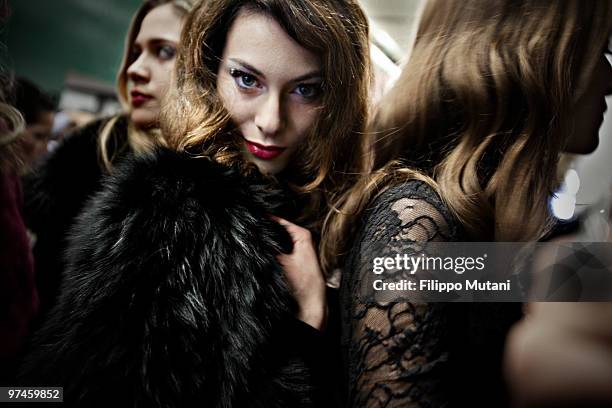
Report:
340,180,522,407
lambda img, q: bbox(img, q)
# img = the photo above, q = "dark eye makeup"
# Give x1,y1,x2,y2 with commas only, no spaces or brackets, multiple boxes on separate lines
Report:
229,68,260,89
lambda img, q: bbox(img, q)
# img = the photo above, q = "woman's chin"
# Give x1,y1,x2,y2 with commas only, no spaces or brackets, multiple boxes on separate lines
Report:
246,156,287,175
130,109,158,129
564,135,600,155
238,147,288,175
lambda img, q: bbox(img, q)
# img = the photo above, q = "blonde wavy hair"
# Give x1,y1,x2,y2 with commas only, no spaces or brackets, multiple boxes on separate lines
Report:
98,0,195,172
161,0,371,229
321,0,612,274
0,101,26,173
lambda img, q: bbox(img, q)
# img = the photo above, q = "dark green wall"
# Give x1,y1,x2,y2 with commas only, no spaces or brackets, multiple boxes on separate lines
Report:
2,0,142,94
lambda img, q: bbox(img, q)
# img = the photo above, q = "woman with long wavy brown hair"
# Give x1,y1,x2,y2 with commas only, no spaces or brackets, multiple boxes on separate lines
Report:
321,0,612,406
160,0,370,230
20,0,371,406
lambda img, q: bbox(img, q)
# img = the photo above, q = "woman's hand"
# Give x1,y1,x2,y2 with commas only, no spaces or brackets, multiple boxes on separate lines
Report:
273,216,327,331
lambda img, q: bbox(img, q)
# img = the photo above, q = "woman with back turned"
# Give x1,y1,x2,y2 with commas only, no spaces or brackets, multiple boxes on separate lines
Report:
321,0,612,405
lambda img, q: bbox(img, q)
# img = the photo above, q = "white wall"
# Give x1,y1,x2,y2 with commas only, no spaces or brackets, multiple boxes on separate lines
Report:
574,81,612,210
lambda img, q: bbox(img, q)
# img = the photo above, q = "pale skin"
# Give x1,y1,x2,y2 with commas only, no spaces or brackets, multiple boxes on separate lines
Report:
217,10,327,330
506,303,612,406
217,10,323,175
126,3,184,128
273,217,327,330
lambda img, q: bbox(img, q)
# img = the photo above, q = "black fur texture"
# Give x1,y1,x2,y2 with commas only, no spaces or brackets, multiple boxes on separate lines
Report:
20,148,315,407
23,117,124,320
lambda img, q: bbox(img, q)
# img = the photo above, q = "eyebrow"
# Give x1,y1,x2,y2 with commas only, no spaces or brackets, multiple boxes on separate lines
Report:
134,38,178,47
228,58,322,82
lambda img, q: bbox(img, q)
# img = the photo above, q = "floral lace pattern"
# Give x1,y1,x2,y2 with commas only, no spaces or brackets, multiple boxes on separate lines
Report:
340,180,521,407
340,181,458,407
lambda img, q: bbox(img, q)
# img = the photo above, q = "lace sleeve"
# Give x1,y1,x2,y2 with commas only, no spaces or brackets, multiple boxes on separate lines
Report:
340,181,459,407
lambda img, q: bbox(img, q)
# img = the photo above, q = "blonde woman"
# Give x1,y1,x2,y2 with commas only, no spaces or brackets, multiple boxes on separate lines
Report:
23,0,195,318
321,0,612,406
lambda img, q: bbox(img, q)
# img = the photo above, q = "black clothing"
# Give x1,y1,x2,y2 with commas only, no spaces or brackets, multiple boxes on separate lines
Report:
23,117,129,319
0,172,38,383
340,180,522,407
20,148,333,407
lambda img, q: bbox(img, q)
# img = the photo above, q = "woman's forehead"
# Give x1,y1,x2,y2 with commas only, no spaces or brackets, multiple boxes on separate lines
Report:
136,4,183,44
221,10,321,81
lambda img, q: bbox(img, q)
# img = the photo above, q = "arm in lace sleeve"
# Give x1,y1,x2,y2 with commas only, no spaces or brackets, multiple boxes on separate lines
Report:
341,181,459,407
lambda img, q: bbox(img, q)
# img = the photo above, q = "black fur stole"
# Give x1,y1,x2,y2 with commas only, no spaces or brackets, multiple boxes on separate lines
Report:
20,148,315,407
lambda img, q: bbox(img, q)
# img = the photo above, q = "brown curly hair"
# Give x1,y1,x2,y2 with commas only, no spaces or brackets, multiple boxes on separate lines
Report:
161,0,371,230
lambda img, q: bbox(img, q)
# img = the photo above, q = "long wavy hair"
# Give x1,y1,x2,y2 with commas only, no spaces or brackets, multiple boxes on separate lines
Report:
321,0,612,274
98,0,195,172
161,0,371,230
0,102,26,173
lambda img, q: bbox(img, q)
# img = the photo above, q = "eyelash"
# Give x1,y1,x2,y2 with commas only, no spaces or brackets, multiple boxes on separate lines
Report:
129,44,176,61
294,83,321,101
229,68,260,89
228,68,321,101
157,44,176,60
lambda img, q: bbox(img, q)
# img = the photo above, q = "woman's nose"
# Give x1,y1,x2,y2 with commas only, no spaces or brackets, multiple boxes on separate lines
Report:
255,93,284,137
127,53,151,85
605,62,612,96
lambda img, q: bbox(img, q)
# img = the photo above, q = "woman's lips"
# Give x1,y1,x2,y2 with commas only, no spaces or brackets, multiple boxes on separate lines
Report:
130,91,153,107
244,139,286,160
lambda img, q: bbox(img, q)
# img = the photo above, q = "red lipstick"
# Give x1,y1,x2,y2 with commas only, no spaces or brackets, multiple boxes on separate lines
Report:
130,90,153,107
244,139,286,160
